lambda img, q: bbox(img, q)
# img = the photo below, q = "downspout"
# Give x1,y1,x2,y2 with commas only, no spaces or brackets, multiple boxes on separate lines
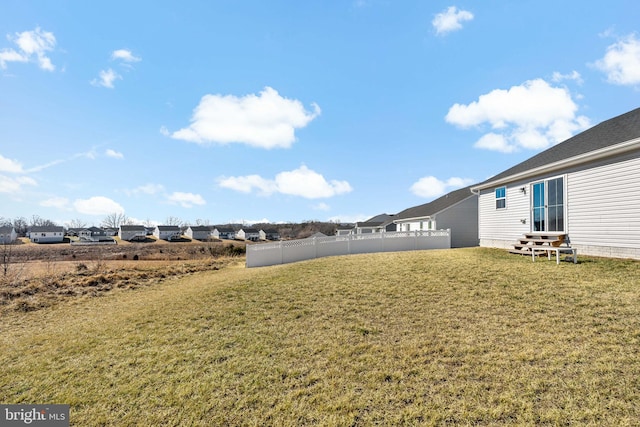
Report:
470,186,481,246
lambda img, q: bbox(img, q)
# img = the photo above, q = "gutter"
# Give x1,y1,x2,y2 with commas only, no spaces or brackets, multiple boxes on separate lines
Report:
471,137,640,192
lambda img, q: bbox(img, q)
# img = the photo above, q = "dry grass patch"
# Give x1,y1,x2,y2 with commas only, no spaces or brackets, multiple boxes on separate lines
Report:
1,248,640,425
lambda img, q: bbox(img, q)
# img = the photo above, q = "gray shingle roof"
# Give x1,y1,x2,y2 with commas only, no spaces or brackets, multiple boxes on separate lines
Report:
478,107,640,186
394,185,475,220
157,225,181,231
241,228,260,234
120,225,146,231
215,227,235,233
189,226,213,232
29,225,64,233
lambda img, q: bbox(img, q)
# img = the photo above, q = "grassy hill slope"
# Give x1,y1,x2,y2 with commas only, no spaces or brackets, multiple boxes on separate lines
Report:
2,248,640,425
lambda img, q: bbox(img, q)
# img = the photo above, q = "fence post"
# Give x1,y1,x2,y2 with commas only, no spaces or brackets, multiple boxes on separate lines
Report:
314,237,318,260
280,240,284,265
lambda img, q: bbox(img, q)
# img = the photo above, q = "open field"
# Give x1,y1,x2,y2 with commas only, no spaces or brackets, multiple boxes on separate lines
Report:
1,248,640,425
0,239,245,314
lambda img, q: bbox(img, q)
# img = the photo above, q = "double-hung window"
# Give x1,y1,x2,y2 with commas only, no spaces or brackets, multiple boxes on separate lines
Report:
495,187,506,209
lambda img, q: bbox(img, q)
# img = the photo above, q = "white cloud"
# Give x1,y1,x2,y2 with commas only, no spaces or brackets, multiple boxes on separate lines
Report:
276,166,352,198
40,197,70,209
125,183,165,196
594,34,640,86
74,196,125,216
111,49,141,63
551,70,584,85
218,175,276,195
0,49,27,69
170,87,321,149
0,154,24,173
228,217,272,226
0,175,36,193
432,6,474,36
446,78,590,152
91,68,121,88
167,192,206,208
410,176,473,199
105,149,124,159
474,133,514,153
0,27,56,71
327,214,369,223
218,165,352,199
313,202,331,211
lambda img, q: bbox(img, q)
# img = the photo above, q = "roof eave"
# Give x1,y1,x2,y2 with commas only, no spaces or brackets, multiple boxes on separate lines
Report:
393,215,433,223
471,137,640,191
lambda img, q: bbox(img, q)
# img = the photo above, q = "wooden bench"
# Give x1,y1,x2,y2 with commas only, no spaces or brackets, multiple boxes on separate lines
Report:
530,246,578,264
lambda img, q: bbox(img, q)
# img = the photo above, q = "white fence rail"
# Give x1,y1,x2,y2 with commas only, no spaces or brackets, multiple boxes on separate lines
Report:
246,229,451,268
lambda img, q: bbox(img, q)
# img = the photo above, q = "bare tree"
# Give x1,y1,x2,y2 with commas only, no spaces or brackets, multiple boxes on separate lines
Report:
165,216,183,226
67,218,87,229
0,217,11,227
2,240,12,277
13,217,28,237
30,215,57,227
101,212,129,229
1,240,24,286
195,218,210,226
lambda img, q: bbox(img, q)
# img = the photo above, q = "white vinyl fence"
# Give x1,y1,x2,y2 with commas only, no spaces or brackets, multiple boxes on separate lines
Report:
246,229,451,268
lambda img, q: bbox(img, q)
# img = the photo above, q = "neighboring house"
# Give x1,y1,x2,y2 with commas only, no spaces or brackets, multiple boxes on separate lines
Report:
84,227,110,242
470,107,640,259
119,225,148,241
0,226,17,244
353,214,397,234
154,225,182,241
237,228,260,241
66,228,83,237
335,224,354,236
186,225,215,241
393,185,478,248
145,226,156,236
28,226,65,243
259,229,280,241
104,228,118,236
213,227,236,240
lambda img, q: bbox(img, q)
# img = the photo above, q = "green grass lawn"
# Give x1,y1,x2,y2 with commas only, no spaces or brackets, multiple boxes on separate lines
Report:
1,248,640,426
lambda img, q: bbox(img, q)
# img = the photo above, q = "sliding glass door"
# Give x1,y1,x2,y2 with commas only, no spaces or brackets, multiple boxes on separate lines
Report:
531,177,564,232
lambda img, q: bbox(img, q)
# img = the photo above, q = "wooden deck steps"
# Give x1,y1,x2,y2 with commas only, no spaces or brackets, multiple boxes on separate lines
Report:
509,232,566,255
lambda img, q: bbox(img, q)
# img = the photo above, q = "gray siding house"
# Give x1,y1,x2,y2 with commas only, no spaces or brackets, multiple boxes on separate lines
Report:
154,225,182,241
393,186,478,248
259,229,280,241
353,214,397,234
213,227,236,240
186,226,214,240
237,228,260,241
119,225,147,241
0,226,17,244
471,107,640,259
29,226,65,243
335,224,354,236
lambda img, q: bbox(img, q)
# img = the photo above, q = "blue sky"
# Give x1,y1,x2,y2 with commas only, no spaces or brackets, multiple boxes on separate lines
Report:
1,1,639,227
